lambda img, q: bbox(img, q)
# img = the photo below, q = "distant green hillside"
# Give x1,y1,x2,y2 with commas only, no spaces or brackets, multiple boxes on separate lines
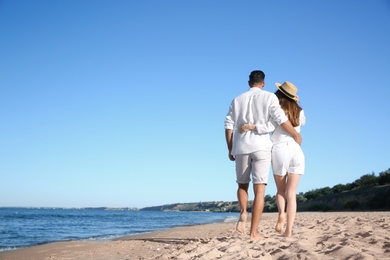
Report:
141,168,390,212
140,201,240,212
297,184,390,211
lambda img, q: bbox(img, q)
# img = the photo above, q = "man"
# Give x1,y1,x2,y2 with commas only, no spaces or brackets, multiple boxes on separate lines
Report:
224,70,302,241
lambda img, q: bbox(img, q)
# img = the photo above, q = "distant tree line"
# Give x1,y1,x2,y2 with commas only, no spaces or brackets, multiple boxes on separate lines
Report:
299,168,390,201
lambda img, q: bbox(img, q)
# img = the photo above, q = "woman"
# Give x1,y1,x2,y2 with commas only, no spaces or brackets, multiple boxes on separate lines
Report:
239,81,306,237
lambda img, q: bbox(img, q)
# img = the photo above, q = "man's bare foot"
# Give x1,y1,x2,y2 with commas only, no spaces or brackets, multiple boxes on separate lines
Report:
236,213,247,235
275,213,285,233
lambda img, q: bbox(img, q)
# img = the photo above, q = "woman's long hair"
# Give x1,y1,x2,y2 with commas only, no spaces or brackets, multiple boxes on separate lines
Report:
275,90,302,127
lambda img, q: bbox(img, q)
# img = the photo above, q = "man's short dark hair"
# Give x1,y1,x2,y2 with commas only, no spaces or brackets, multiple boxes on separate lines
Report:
249,70,265,85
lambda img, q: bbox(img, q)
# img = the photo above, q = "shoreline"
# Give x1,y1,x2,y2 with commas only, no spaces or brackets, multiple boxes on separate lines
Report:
0,211,389,259
0,210,237,254
0,213,239,257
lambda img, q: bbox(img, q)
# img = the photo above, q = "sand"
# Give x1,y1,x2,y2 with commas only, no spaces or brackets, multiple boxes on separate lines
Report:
0,211,389,260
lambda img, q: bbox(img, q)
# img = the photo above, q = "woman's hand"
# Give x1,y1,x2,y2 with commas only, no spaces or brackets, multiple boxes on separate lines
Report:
239,124,255,133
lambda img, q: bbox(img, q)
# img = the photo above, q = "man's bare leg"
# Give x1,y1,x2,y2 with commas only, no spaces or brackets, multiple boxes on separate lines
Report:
236,183,249,235
250,184,265,241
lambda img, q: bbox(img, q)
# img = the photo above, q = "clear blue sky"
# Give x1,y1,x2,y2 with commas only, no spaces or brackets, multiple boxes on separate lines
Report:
1,1,389,208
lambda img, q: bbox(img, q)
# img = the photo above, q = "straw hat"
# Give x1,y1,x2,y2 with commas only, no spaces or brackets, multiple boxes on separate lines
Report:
275,81,299,101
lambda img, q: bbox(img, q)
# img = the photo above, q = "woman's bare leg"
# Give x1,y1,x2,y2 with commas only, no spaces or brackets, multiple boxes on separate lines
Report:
273,174,287,233
284,173,301,237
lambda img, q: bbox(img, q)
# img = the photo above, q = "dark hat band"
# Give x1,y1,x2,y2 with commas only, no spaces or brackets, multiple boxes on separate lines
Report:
279,86,296,99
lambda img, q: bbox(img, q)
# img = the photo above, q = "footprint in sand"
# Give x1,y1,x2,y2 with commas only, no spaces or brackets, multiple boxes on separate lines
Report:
356,231,372,238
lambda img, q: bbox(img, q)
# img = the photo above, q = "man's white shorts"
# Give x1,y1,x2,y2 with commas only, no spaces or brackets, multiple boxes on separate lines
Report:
272,141,305,176
235,150,271,184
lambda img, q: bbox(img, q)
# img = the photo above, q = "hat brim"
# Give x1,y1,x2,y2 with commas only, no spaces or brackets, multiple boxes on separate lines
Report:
275,82,299,102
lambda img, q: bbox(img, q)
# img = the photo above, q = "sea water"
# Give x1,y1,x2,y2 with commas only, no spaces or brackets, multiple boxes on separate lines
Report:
0,207,238,252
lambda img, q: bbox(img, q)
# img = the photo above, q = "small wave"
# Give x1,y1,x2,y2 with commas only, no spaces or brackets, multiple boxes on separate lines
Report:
224,215,238,222
0,247,17,253
83,234,123,242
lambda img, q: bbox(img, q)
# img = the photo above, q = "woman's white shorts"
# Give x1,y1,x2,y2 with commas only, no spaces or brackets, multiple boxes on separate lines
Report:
272,141,305,176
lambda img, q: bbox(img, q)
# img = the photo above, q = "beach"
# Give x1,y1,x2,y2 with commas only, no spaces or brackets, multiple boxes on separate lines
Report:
0,211,389,260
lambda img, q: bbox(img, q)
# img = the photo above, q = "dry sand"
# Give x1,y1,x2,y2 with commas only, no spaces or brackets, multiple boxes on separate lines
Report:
0,211,389,260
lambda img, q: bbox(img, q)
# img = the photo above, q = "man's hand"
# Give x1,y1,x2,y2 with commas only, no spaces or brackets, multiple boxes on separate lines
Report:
228,151,235,161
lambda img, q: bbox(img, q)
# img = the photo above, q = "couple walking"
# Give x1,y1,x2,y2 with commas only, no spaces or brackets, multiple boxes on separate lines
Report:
224,70,305,240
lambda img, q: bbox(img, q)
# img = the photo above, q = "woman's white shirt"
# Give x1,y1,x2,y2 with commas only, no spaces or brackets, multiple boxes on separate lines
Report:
271,110,305,144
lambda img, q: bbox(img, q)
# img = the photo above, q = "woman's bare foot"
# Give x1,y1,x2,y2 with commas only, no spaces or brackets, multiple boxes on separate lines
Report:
283,230,292,237
275,213,285,233
236,213,247,235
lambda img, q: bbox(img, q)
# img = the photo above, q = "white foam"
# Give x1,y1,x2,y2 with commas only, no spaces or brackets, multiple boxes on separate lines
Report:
0,247,17,253
224,215,239,222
